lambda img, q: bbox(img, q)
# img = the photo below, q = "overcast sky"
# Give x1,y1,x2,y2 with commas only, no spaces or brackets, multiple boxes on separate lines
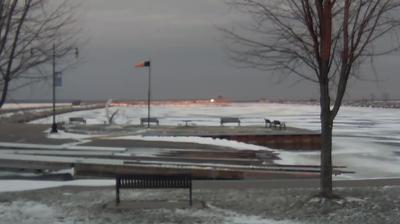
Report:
10,0,400,102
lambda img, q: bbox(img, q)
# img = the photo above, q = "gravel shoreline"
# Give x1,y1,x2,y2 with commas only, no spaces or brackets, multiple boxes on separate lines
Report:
0,185,399,224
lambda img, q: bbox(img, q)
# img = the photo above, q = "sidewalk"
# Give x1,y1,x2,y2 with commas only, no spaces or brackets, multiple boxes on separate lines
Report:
0,123,74,145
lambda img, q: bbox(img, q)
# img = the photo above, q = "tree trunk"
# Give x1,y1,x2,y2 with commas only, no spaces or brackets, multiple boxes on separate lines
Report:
319,81,333,197
317,0,334,198
0,79,10,108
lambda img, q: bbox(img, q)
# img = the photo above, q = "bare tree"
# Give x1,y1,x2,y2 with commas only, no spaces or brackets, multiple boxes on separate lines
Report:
221,0,400,198
0,0,80,108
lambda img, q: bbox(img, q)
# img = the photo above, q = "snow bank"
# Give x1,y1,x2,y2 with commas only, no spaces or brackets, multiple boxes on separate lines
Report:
111,135,271,151
0,141,126,152
0,179,114,193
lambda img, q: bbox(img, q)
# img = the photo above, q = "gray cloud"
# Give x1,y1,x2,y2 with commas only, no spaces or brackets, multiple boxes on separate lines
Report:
9,0,400,102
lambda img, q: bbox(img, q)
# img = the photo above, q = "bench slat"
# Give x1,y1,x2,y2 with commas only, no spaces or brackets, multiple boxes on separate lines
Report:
116,174,191,188
116,174,193,206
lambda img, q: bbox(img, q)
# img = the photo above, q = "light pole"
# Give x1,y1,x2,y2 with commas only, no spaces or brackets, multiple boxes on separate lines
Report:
31,44,78,133
50,43,57,133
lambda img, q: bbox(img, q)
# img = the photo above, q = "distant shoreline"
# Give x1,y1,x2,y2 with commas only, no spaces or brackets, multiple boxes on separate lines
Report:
2,99,400,110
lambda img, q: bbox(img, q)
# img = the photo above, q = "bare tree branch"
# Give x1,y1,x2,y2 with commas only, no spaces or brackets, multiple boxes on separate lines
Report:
0,0,81,108
222,0,400,198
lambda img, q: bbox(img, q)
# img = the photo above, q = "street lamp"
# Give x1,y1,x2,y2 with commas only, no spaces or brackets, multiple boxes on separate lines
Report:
32,44,78,133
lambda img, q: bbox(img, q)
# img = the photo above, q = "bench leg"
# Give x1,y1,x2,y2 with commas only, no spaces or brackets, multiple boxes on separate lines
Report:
116,186,120,205
189,186,192,207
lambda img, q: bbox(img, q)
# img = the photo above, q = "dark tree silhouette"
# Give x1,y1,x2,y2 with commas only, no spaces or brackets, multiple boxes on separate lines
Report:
221,0,400,197
0,0,80,108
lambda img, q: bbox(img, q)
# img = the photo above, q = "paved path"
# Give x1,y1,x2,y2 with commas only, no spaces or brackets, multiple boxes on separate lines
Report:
193,178,400,189
0,123,73,145
0,123,238,150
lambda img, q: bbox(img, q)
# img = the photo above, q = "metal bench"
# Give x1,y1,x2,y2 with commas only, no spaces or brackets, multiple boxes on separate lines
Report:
140,117,159,126
71,100,82,106
265,119,272,128
68,117,86,124
220,117,240,126
115,174,193,206
180,120,196,127
272,120,286,129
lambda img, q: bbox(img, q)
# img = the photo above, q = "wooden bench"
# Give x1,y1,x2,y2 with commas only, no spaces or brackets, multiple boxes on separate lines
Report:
116,174,192,206
140,117,159,126
220,117,240,126
68,117,86,124
272,120,286,129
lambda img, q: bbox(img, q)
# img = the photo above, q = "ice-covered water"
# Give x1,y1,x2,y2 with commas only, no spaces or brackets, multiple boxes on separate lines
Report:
31,103,400,179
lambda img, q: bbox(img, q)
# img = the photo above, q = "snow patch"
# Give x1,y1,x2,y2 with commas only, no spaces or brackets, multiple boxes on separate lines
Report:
111,135,271,151
273,150,319,166
0,141,126,152
47,130,101,140
345,197,366,203
0,179,114,193
175,204,302,224
0,201,56,224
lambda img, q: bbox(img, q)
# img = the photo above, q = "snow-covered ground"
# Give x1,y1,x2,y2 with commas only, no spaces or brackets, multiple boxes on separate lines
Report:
2,102,400,224
2,103,71,110
31,103,400,179
0,179,114,193
1,184,399,224
0,198,302,224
